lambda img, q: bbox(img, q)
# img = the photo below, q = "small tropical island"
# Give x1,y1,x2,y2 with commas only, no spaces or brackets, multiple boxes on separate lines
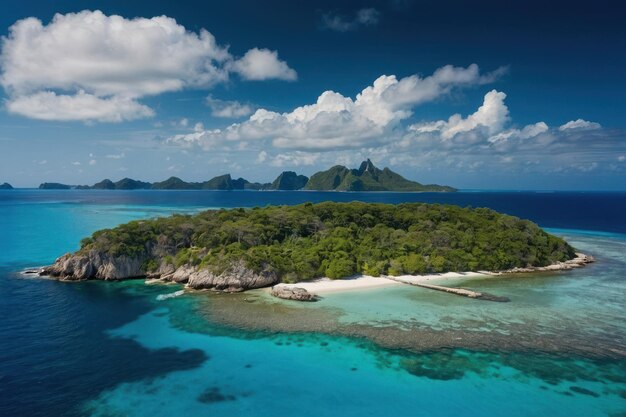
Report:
0,182,13,189
38,202,591,299
36,159,456,192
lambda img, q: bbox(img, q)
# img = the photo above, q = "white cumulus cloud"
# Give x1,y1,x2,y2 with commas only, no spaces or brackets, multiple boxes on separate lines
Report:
1,11,231,97
411,90,510,140
167,64,505,150
395,89,626,179
6,91,154,122
407,90,551,150
230,48,297,81
0,10,296,122
559,119,602,131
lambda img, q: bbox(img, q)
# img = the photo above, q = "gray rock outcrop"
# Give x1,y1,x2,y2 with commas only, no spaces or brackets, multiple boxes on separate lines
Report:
270,286,317,301
40,251,146,280
171,264,196,283
147,262,175,279
40,248,278,292
186,261,279,292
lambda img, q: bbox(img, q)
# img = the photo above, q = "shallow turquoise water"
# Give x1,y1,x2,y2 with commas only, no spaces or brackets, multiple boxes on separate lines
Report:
81,306,624,417
0,190,624,416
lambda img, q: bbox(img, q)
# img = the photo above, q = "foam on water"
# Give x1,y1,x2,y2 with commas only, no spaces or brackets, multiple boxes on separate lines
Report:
156,290,185,301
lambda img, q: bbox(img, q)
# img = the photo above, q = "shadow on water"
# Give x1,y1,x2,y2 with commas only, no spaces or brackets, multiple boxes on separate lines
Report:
0,270,208,417
399,348,626,385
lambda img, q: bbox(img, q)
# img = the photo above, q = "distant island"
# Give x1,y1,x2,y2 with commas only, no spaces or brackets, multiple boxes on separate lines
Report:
40,202,578,293
39,182,71,190
36,159,456,192
305,160,455,192
0,182,13,190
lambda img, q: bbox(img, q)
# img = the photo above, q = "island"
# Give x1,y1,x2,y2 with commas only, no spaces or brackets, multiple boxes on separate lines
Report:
39,182,72,190
36,159,456,192
270,171,309,191
304,159,455,192
150,174,268,190
0,182,13,189
39,202,588,296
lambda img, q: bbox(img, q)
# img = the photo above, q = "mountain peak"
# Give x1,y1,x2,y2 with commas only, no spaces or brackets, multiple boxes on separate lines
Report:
358,158,377,175
271,171,309,190
305,159,455,192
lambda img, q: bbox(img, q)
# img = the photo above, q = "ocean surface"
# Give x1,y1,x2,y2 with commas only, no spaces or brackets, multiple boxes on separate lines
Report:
0,190,624,416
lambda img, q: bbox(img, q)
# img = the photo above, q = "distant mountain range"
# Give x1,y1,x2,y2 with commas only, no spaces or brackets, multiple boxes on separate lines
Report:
35,159,456,192
0,182,13,190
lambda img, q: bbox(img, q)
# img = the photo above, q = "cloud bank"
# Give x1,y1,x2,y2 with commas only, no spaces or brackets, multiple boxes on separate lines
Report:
0,10,296,122
168,64,506,150
6,91,155,122
165,63,622,178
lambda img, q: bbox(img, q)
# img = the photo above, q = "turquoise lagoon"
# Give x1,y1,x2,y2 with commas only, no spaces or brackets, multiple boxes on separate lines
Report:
0,190,624,416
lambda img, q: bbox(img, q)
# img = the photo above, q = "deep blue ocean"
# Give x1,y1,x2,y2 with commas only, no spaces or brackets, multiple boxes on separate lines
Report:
0,190,625,416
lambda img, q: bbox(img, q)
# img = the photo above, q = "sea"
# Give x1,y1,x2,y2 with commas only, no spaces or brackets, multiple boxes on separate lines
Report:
0,190,624,417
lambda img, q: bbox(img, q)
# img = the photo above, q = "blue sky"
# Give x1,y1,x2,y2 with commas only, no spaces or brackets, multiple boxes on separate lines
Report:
1,0,625,189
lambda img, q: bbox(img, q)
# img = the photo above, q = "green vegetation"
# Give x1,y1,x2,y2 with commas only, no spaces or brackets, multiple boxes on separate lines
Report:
91,179,116,190
78,202,575,281
111,178,152,190
150,176,196,190
81,178,154,190
270,171,309,190
203,174,235,190
151,174,267,190
304,159,456,191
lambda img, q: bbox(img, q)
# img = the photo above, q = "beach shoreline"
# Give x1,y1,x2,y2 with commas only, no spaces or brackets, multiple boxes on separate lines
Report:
271,253,594,295
25,253,594,296
270,271,487,295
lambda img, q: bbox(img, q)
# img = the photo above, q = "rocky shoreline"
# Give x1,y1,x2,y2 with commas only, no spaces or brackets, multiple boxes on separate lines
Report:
26,251,595,298
480,252,595,275
32,250,278,292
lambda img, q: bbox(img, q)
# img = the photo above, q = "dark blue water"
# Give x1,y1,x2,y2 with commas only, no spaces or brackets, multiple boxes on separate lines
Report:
0,190,624,416
4,189,626,233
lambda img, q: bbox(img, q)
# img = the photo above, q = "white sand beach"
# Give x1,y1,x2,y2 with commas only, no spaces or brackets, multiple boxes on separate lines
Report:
273,276,399,294
272,271,488,294
271,253,594,295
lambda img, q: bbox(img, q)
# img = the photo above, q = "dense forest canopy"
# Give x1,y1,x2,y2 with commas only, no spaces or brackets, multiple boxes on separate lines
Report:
79,202,575,282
